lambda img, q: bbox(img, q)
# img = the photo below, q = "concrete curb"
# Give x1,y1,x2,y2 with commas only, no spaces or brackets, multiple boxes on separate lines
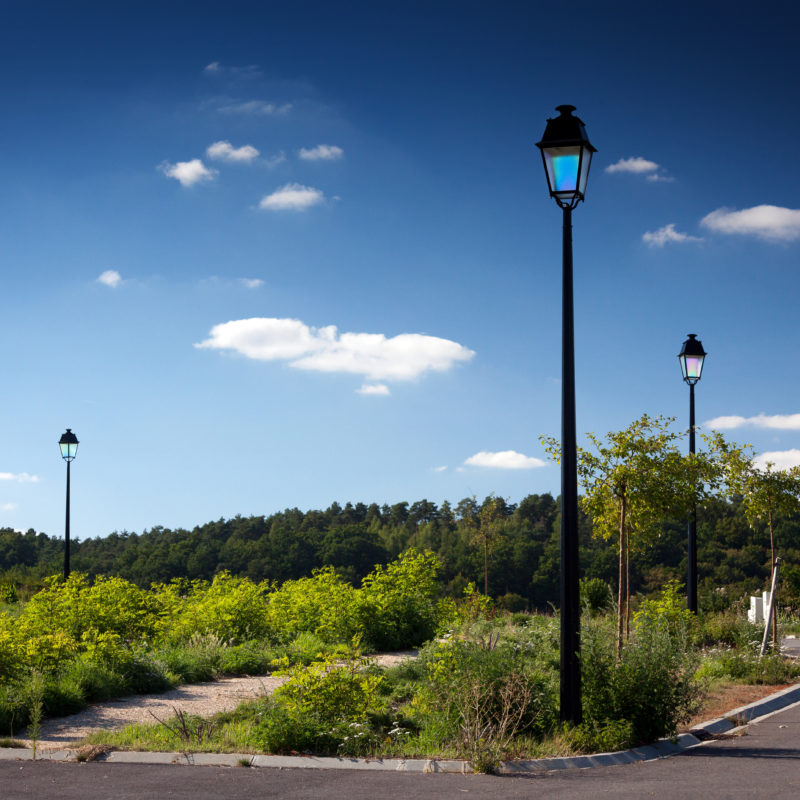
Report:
2,683,799,773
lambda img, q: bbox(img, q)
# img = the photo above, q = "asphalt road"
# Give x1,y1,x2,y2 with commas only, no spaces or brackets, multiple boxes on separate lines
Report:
3,702,800,800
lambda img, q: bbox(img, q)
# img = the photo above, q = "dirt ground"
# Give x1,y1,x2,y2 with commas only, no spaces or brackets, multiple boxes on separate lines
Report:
683,682,794,730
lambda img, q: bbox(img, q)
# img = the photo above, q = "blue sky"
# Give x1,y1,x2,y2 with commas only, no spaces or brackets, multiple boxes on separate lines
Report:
2,0,800,540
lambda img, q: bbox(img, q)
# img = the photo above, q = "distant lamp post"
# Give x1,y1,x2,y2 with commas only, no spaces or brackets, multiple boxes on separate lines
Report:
678,334,706,613
537,105,596,725
59,428,79,580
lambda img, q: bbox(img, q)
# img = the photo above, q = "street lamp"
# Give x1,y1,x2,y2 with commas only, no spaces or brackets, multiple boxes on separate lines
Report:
59,428,79,580
678,334,706,613
537,105,596,725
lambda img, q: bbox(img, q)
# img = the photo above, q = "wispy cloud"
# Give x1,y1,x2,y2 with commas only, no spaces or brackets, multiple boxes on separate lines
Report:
705,413,800,431
357,383,390,396
433,465,447,473
464,451,546,470
700,205,800,242
97,270,122,288
206,140,260,163
240,278,264,289
642,224,703,248
754,449,800,470
259,183,324,211
0,472,39,483
195,317,475,383
605,157,660,174
646,173,675,183
217,99,292,115
203,62,261,79
159,159,217,187
299,145,344,161
0,503,17,512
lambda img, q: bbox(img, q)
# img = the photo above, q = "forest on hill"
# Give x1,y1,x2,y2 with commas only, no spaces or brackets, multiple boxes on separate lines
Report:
2,492,799,611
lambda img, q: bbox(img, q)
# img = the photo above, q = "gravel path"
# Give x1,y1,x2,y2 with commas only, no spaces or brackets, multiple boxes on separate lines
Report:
22,651,417,750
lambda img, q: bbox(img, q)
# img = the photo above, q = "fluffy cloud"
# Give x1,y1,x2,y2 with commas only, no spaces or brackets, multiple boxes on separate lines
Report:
159,159,217,187
259,183,324,211
97,270,122,288
218,99,292,115
299,145,344,161
700,205,800,242
357,383,390,396
642,224,702,248
240,278,264,289
206,141,260,163
605,157,660,174
705,413,800,431
754,449,800,470
464,451,546,470
0,472,39,483
195,317,475,382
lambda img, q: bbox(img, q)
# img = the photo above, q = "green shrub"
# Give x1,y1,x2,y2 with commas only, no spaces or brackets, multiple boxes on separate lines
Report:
580,578,612,615
252,657,384,755
697,610,761,649
356,550,441,651
697,647,800,685
582,594,702,745
496,593,527,613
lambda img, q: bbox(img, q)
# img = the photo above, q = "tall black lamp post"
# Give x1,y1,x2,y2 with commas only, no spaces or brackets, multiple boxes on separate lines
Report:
678,334,706,613
537,105,596,724
59,428,79,580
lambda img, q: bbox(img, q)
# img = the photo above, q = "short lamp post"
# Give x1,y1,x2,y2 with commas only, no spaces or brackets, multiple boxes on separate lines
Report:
59,428,79,580
536,105,596,725
678,334,706,613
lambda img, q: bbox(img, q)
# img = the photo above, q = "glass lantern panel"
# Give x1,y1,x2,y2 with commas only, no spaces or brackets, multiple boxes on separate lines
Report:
578,147,593,195
60,442,78,460
544,146,581,194
682,355,704,381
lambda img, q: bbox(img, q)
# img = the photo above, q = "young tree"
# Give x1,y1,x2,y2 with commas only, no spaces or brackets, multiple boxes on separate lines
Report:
459,495,508,596
725,453,800,644
543,415,720,653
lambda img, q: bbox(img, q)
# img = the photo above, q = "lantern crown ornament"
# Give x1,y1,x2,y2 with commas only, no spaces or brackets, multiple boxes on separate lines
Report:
536,105,597,209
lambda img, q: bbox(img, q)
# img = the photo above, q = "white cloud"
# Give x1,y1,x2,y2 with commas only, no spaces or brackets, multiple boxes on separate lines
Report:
754,449,800,470
299,145,344,161
204,61,221,73
605,157,660,174
97,270,122,288
464,451,547,470
259,183,324,211
700,205,800,242
218,100,292,115
240,278,264,289
206,140,260,163
357,383,390,396
433,466,447,472
159,159,217,187
642,224,703,248
705,413,800,431
263,152,287,168
0,472,39,483
195,317,475,382
0,503,17,512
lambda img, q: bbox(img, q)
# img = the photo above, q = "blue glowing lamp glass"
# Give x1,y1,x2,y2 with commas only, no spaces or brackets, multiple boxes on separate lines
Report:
59,429,79,462
678,335,706,385
536,105,596,209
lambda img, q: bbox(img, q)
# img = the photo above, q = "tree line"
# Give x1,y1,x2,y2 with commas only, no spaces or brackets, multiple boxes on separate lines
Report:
2,490,799,611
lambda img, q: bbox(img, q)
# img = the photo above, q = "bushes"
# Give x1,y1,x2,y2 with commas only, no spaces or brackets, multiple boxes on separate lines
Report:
581,584,703,746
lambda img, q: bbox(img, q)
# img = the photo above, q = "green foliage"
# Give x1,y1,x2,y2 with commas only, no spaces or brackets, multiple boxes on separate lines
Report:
581,589,702,745
697,647,800,685
580,578,612,614
253,657,384,755
356,550,441,650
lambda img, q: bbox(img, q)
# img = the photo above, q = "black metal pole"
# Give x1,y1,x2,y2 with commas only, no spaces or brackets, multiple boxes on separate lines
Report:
64,458,71,581
560,204,581,724
688,382,697,613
